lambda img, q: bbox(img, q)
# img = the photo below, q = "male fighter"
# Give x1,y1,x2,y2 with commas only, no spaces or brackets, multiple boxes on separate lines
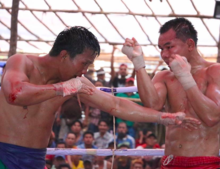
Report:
0,26,200,169
122,18,220,168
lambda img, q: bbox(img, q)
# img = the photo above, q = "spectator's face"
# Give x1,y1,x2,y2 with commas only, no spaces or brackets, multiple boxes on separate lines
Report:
71,122,82,134
119,65,127,77
118,123,127,134
133,163,143,169
125,81,134,87
98,121,108,133
94,81,103,87
97,74,105,80
83,134,94,145
145,136,156,147
57,143,65,148
65,133,76,147
84,161,93,169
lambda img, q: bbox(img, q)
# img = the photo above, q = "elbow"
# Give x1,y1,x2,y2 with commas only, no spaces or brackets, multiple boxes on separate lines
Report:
5,89,26,106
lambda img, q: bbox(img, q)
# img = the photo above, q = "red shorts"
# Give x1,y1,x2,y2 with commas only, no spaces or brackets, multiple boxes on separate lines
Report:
161,155,220,169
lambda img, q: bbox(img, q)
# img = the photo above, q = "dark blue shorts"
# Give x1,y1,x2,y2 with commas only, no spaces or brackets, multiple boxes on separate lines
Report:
0,142,46,169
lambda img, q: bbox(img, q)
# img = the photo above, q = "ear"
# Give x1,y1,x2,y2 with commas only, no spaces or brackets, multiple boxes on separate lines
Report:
186,39,195,52
59,50,68,62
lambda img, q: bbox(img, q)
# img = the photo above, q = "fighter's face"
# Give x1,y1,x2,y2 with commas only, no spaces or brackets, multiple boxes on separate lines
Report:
158,29,189,66
60,48,96,81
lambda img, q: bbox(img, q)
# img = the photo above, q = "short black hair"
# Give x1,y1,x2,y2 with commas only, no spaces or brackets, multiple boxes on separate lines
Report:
71,120,83,128
98,119,108,126
57,163,71,169
56,139,66,145
83,130,94,138
49,26,100,59
159,18,198,46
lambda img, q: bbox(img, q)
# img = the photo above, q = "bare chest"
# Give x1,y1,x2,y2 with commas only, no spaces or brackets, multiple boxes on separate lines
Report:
165,71,208,113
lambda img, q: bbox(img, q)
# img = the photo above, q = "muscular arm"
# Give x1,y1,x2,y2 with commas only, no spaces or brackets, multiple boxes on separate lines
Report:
79,77,190,125
185,65,220,127
136,68,167,110
1,55,66,106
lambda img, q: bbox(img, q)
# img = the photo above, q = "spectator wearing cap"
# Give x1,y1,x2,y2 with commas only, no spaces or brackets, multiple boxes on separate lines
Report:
116,78,142,138
96,68,110,87
52,155,66,169
136,133,160,149
110,47,135,88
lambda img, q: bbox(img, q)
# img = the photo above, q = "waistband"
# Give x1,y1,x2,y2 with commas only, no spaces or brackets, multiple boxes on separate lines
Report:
161,155,220,167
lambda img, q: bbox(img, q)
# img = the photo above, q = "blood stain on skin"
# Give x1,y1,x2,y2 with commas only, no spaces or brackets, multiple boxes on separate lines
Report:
8,87,22,103
109,108,116,113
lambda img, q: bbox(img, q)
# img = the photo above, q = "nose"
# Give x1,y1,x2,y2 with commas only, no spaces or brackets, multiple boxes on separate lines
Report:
161,50,169,59
82,67,88,75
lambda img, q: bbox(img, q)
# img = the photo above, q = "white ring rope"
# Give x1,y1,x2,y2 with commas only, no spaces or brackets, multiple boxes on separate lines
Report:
96,86,138,93
46,148,165,156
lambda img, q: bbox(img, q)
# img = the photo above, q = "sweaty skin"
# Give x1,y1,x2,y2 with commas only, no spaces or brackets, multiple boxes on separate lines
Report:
124,29,220,156
0,51,200,149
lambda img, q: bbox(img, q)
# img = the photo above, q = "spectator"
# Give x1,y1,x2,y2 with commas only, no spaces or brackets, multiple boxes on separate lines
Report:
136,133,160,149
83,159,93,169
67,153,84,169
57,163,71,169
70,120,84,146
110,47,135,88
94,156,112,169
116,122,135,149
116,77,142,138
131,158,144,169
94,120,113,148
113,143,132,169
77,131,98,162
52,155,66,169
57,139,66,148
65,132,76,148
45,159,53,169
96,68,110,87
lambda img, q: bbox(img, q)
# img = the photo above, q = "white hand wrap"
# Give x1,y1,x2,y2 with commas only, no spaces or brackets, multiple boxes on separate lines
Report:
157,112,185,126
53,78,82,97
122,45,145,70
170,56,196,90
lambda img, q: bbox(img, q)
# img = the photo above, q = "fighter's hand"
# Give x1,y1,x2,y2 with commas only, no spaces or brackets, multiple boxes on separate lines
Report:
78,83,94,95
122,38,145,70
158,112,201,131
169,54,196,90
53,77,94,97
179,116,201,131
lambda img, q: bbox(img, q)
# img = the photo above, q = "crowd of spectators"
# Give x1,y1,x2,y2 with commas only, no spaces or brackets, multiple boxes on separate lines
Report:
43,52,167,169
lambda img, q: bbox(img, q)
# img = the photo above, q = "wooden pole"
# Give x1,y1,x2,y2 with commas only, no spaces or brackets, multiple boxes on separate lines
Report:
8,0,19,57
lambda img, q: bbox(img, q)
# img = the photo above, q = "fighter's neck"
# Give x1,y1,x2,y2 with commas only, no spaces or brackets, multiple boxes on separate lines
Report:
36,55,61,84
187,52,208,74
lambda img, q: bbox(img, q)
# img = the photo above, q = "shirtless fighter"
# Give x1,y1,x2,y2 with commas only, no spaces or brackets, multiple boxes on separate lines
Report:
122,18,220,168
0,26,200,169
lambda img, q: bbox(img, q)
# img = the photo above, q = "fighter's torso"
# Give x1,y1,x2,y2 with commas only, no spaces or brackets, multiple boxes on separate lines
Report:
158,64,220,156
0,55,69,148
